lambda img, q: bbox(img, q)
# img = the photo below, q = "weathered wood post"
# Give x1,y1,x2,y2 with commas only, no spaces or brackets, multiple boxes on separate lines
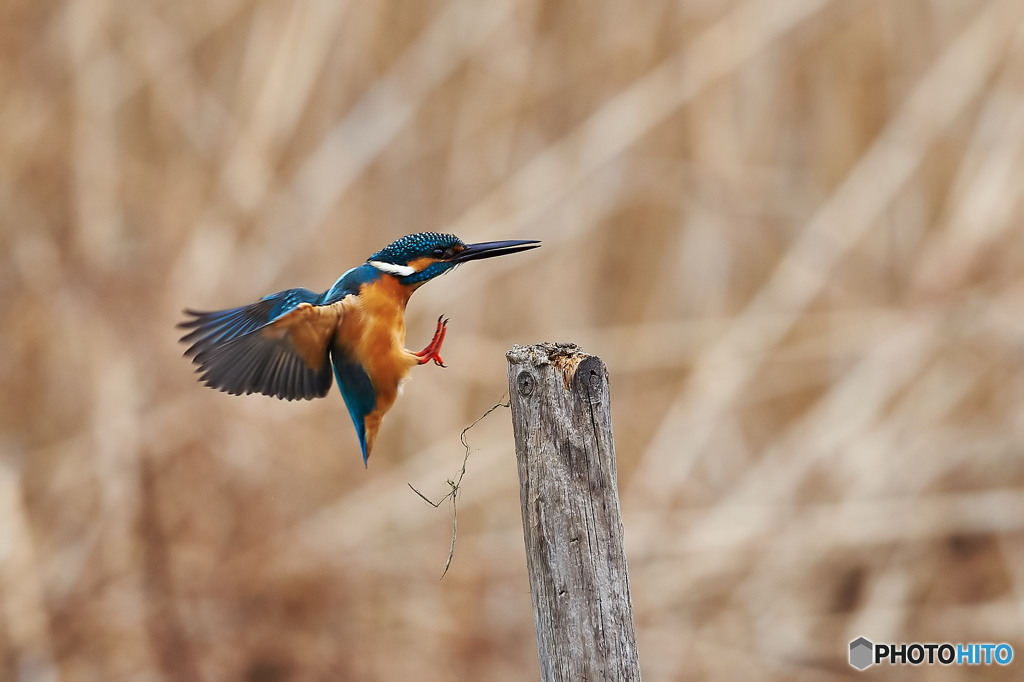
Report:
506,343,641,681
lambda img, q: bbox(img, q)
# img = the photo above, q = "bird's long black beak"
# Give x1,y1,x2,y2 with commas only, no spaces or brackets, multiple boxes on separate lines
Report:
450,239,541,263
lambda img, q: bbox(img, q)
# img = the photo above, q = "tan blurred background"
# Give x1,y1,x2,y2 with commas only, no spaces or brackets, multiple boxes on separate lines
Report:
3,0,1024,679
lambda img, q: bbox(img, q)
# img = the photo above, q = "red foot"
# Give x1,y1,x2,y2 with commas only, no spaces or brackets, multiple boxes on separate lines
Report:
414,316,449,367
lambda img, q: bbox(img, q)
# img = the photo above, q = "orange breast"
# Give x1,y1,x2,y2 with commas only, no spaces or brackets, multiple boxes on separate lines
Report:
334,276,419,438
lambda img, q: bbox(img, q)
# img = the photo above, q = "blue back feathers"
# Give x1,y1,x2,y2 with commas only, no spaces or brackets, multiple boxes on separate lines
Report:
331,349,376,466
321,264,379,304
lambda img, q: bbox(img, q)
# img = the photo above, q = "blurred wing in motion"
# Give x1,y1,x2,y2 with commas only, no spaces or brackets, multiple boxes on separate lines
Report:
179,288,348,400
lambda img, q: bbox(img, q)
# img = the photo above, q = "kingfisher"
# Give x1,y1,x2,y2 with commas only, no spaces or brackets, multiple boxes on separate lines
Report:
179,232,540,465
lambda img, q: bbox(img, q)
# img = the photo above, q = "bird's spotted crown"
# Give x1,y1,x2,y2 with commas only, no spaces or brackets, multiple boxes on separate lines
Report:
369,232,464,266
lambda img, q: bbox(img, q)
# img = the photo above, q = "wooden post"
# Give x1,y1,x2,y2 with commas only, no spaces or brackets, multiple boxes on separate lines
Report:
506,343,641,681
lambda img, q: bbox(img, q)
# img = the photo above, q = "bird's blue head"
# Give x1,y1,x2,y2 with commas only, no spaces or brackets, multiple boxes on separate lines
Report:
367,232,540,286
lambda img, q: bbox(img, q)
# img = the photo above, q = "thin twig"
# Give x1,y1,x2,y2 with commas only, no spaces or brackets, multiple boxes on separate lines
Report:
408,395,511,578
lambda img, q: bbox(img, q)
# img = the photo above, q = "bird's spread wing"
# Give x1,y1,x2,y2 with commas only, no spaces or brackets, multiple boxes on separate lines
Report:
179,288,348,400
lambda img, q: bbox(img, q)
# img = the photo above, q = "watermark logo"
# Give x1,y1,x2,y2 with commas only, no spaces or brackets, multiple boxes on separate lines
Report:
849,637,873,671
849,637,1013,670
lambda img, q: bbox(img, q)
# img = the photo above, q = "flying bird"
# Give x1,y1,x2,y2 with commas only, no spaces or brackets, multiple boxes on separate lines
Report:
179,232,540,465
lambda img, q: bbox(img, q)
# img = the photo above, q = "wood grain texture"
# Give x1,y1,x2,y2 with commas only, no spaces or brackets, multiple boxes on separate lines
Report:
507,343,641,682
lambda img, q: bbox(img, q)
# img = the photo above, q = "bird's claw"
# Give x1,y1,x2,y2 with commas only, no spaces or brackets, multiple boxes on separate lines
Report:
414,315,449,367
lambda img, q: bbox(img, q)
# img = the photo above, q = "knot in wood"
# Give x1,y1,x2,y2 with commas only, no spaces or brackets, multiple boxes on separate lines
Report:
516,370,535,396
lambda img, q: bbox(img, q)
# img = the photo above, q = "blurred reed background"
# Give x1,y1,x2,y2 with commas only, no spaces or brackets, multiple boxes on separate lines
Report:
3,0,1024,679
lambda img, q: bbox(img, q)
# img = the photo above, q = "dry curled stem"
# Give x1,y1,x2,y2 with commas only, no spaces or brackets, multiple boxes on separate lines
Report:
408,395,510,579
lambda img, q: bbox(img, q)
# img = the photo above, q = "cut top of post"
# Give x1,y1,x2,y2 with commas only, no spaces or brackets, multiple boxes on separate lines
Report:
507,342,589,390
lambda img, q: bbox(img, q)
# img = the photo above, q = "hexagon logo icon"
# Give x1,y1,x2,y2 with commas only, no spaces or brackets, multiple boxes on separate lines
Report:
849,637,874,670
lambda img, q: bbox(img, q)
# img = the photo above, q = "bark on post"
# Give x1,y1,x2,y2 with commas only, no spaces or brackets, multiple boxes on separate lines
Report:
506,343,641,682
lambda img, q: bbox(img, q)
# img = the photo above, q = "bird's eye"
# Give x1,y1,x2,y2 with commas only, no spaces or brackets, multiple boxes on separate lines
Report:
432,247,446,257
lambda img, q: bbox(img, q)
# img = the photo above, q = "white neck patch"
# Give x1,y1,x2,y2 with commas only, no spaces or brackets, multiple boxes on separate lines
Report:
368,260,416,277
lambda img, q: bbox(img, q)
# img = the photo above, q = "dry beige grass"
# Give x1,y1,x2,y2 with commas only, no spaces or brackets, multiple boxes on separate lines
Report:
3,1,1024,679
